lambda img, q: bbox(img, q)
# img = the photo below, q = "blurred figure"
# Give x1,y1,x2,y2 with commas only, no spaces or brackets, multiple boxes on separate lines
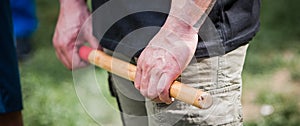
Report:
10,0,38,60
0,0,23,126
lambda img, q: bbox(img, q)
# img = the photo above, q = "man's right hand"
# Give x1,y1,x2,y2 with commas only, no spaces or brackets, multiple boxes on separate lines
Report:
53,0,99,70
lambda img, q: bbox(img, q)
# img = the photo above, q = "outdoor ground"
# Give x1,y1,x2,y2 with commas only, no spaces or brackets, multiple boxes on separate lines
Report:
20,0,300,125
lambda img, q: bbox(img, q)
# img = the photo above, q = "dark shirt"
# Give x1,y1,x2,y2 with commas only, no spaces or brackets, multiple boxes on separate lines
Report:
92,0,260,58
0,0,23,113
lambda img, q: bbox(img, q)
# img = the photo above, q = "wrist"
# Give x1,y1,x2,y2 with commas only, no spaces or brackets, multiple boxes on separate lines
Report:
59,0,87,10
60,0,86,5
168,0,216,30
162,16,198,35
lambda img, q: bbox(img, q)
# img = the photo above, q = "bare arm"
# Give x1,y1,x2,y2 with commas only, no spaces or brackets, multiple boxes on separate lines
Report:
134,0,216,103
53,0,99,69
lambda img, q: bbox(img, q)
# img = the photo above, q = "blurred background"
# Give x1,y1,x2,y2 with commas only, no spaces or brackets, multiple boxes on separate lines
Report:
18,0,300,125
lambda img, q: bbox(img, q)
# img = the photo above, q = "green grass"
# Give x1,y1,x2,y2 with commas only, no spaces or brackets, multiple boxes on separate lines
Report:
242,0,300,125
20,0,300,125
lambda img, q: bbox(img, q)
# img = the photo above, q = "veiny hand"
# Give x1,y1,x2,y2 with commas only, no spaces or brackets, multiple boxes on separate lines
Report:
53,1,99,70
134,18,198,104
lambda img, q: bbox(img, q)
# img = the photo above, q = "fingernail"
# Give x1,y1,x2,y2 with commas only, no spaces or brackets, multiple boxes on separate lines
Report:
166,100,172,105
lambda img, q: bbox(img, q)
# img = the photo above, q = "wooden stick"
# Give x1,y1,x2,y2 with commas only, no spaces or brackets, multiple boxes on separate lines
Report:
79,46,213,109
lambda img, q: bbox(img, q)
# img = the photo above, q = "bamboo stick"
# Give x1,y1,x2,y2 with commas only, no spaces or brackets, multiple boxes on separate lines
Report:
79,46,213,109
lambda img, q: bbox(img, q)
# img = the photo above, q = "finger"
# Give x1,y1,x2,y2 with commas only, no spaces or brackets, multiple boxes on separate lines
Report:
73,35,92,68
62,49,73,70
72,52,88,69
69,44,90,69
140,60,155,97
147,69,161,99
134,66,142,90
140,68,150,97
152,97,163,103
158,89,172,104
55,49,72,70
157,74,167,93
85,33,99,49
61,45,85,70
135,55,148,96
73,46,89,67
157,74,173,104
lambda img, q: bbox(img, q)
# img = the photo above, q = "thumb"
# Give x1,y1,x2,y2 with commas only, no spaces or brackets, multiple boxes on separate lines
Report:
85,34,99,49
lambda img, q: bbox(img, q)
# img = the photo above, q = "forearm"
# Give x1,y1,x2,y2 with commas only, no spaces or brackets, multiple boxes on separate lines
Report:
56,0,90,34
159,0,216,53
59,0,86,5
164,0,216,32
59,0,88,11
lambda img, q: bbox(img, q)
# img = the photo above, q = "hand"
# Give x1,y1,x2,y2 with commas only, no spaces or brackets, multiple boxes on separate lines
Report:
53,1,99,70
134,17,198,104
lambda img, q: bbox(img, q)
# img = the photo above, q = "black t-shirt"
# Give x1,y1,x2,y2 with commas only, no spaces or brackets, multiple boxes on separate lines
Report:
92,0,260,58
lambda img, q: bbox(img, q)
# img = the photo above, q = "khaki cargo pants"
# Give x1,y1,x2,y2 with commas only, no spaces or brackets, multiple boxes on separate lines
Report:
107,44,249,126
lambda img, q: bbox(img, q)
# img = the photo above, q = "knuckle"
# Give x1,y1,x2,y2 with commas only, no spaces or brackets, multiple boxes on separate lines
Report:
163,88,170,95
64,64,72,70
140,90,148,97
142,62,150,68
148,91,157,99
157,87,164,94
67,66,73,70
53,40,64,49
158,88,169,97
134,83,140,89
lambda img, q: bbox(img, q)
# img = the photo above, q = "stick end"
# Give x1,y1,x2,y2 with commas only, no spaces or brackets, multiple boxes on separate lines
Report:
79,46,93,61
197,92,213,109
